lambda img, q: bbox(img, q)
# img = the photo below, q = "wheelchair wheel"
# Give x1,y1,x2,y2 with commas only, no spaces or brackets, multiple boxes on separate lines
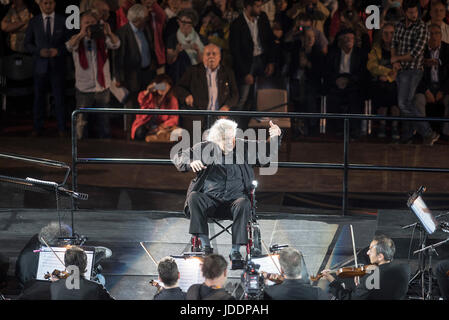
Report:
250,224,262,257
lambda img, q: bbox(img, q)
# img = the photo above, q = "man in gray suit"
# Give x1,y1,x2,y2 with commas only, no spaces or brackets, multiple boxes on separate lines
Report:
114,4,157,139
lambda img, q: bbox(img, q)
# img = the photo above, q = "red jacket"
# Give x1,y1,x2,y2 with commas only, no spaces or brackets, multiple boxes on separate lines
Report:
131,91,179,140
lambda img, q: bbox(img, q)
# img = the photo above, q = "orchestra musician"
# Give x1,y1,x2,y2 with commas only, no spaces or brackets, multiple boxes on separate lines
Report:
186,254,234,300
435,259,449,300
172,118,281,267
263,247,330,300
320,234,410,300
50,246,114,300
153,257,186,300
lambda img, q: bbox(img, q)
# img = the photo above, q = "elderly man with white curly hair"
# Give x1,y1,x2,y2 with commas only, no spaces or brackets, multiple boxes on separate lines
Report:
172,118,281,268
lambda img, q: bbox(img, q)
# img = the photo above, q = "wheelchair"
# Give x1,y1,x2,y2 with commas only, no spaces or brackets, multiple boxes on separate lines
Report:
190,180,263,259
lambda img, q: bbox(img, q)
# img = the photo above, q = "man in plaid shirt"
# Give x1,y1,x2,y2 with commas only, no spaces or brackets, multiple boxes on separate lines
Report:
391,0,440,145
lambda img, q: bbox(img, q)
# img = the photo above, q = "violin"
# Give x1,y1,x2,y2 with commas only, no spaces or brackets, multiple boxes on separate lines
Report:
44,269,70,280
310,265,376,282
149,279,163,293
262,272,285,284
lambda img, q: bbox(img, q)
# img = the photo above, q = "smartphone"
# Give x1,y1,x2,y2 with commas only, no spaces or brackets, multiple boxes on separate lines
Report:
154,83,166,91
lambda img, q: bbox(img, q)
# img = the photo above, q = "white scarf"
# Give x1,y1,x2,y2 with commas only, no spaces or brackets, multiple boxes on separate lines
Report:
176,29,204,65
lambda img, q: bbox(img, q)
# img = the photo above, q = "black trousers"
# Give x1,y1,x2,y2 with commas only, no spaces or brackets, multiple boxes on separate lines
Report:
187,191,252,245
436,259,449,300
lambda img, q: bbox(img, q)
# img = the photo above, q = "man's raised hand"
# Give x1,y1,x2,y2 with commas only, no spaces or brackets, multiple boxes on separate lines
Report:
190,160,207,172
269,120,281,138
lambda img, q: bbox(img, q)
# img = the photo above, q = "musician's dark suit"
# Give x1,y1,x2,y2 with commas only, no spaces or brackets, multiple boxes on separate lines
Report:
24,12,70,133
153,287,186,300
328,262,410,300
264,279,330,300
15,234,41,288
50,277,114,300
17,279,51,300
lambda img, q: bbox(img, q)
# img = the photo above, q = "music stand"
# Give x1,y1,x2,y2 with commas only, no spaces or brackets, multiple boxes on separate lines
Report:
406,186,442,299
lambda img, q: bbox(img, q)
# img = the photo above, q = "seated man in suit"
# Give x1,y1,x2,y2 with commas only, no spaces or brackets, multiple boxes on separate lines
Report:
186,254,234,300
175,43,239,131
321,234,410,300
50,246,114,300
264,247,329,300
324,28,367,138
172,118,281,267
153,257,186,300
414,23,449,140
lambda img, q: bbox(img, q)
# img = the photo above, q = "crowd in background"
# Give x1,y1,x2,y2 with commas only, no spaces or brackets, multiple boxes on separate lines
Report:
1,0,449,144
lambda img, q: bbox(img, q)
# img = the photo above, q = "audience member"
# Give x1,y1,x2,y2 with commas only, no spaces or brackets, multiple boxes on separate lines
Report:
163,0,180,19
164,0,193,43
329,0,359,44
199,6,231,67
176,43,238,110
166,8,205,83
24,0,70,137
392,0,440,145
131,74,179,141
1,0,33,53
142,0,167,69
115,4,156,139
186,254,234,300
367,22,400,139
428,1,449,43
50,246,114,300
212,0,239,24
284,13,329,54
153,256,186,300
264,248,329,300
287,0,330,34
229,0,275,111
274,0,294,35
66,10,120,140
415,23,449,138
290,27,324,136
381,0,404,24
115,0,135,29
325,29,367,138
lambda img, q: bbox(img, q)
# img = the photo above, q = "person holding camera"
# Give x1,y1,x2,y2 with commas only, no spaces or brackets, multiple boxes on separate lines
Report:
66,10,120,140
287,0,330,34
263,248,329,300
186,254,234,300
131,74,179,141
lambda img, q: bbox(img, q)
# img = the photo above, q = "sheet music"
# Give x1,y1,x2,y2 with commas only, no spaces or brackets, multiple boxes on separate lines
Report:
411,196,438,234
172,257,205,292
36,247,94,281
251,254,281,286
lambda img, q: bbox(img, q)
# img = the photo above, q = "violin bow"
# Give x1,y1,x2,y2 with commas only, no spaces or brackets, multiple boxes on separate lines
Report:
40,236,66,269
350,225,358,268
261,239,282,275
139,242,158,267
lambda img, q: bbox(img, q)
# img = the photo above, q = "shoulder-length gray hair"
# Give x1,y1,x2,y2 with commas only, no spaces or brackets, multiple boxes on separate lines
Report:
207,119,238,147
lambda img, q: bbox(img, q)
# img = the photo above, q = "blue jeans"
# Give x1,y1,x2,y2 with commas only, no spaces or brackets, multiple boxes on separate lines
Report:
396,69,432,139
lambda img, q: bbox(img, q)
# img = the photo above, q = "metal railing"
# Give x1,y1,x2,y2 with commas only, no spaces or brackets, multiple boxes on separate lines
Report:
71,108,449,215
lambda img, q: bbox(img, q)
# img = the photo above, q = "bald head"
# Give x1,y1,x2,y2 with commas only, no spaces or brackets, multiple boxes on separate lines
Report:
203,44,221,70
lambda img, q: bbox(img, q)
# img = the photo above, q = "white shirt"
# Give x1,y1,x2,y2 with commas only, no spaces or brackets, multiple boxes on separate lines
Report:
429,46,440,83
243,11,263,57
42,12,55,36
339,49,352,74
206,67,219,110
66,36,121,92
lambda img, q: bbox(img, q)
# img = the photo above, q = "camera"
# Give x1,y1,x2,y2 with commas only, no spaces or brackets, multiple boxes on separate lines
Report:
241,260,265,300
89,23,105,40
154,83,167,91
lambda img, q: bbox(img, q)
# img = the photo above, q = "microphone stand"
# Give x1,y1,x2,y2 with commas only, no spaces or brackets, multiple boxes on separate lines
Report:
413,238,449,300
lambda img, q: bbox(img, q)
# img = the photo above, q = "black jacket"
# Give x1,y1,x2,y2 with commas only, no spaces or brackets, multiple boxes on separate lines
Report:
172,137,281,217
50,277,114,300
229,12,275,79
186,284,234,300
114,23,156,85
417,42,449,95
175,63,239,109
15,234,40,287
329,262,410,300
17,279,52,300
264,279,329,300
153,287,186,300
324,46,368,93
